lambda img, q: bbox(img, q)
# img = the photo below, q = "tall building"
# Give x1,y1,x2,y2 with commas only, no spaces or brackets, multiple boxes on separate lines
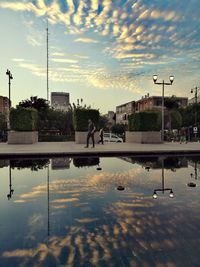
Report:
116,95,188,124
51,92,70,111
0,96,10,116
106,111,116,125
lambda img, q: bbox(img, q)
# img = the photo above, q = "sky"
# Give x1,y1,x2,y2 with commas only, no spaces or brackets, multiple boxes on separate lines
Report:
0,0,200,114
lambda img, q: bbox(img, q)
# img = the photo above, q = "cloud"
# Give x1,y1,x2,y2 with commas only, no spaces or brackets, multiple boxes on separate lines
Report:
27,35,42,46
51,58,78,64
12,58,25,62
74,37,99,43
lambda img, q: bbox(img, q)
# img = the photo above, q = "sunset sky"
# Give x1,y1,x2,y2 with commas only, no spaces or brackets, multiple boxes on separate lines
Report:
0,0,199,113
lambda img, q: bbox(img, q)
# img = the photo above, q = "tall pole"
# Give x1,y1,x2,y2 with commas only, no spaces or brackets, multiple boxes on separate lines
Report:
162,81,165,142
46,20,49,102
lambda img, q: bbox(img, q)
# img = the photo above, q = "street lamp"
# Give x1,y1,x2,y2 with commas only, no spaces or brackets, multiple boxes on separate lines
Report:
152,158,174,199
6,69,13,109
153,75,174,142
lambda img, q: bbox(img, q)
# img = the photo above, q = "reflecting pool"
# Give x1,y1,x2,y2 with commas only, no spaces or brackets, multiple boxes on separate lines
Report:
0,156,200,267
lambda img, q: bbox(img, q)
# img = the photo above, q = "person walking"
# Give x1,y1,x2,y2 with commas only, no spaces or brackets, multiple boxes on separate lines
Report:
85,119,96,148
98,128,104,144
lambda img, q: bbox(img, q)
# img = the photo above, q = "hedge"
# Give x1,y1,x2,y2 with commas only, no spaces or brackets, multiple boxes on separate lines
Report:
10,107,38,131
128,111,160,131
73,157,100,168
73,108,99,131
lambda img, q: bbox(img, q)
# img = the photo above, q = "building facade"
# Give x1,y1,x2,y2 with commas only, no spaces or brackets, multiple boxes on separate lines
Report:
51,92,70,111
0,96,10,116
116,95,188,124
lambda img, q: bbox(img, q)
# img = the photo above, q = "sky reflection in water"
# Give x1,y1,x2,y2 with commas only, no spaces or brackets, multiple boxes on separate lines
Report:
0,156,200,267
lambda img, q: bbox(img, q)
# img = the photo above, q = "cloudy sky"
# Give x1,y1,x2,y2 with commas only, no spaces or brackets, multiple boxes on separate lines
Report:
0,0,200,113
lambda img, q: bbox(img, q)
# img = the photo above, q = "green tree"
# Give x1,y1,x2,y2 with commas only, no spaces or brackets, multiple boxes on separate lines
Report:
98,115,110,131
0,113,7,131
19,96,49,111
179,103,200,127
111,123,127,134
164,96,181,130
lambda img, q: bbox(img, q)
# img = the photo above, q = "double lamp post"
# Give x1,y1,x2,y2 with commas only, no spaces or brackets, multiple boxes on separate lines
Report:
6,69,13,129
153,75,174,142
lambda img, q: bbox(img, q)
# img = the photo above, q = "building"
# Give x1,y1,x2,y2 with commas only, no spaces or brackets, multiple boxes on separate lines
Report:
0,96,10,115
116,101,136,124
116,95,188,124
106,111,116,126
51,92,70,111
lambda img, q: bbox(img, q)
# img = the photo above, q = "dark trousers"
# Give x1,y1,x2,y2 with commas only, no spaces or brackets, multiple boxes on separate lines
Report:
86,132,95,147
98,135,104,144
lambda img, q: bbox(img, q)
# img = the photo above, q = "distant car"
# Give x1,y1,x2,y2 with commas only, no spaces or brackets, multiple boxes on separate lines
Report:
103,133,123,143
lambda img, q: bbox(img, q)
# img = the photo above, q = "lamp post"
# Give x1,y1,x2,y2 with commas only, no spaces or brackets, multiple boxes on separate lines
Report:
152,158,174,199
6,69,13,131
6,69,13,109
191,87,200,140
153,75,174,142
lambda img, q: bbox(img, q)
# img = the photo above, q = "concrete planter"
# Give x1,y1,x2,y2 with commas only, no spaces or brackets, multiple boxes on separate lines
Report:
125,131,162,144
75,131,99,144
8,131,38,144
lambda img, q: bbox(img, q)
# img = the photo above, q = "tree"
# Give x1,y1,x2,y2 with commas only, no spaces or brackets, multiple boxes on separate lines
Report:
179,103,200,127
111,123,127,135
164,95,181,130
98,115,109,131
0,113,7,131
19,96,49,111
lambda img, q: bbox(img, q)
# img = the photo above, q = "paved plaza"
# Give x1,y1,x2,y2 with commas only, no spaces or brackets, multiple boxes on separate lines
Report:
0,141,200,158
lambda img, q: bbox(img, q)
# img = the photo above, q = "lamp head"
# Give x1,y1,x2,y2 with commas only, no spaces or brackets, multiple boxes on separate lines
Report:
6,69,10,75
169,75,174,84
10,74,13,80
153,75,158,83
169,190,174,198
153,191,158,199
191,89,193,94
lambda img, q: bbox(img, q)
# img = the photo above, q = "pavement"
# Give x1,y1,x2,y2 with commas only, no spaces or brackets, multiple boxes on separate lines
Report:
0,141,200,158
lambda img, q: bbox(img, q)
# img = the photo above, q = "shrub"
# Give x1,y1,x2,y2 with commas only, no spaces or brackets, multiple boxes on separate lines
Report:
10,107,38,131
128,111,160,131
73,157,100,168
73,108,99,131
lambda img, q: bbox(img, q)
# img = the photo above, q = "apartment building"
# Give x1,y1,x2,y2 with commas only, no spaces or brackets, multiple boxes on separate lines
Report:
116,95,188,124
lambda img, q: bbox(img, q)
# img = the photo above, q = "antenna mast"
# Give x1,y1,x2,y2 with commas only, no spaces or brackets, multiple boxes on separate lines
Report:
46,19,49,102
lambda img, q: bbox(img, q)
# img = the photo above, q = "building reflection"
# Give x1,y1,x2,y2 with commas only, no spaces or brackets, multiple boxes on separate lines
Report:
51,158,71,170
120,156,188,171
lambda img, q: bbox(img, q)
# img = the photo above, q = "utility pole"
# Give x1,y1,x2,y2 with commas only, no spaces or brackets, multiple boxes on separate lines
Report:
46,19,49,102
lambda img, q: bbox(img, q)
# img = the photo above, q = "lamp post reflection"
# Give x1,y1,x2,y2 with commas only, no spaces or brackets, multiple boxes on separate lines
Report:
152,159,174,199
7,165,14,200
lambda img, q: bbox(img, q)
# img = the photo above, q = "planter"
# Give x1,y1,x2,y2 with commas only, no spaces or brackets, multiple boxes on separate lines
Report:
8,131,38,144
75,131,99,144
125,131,162,144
